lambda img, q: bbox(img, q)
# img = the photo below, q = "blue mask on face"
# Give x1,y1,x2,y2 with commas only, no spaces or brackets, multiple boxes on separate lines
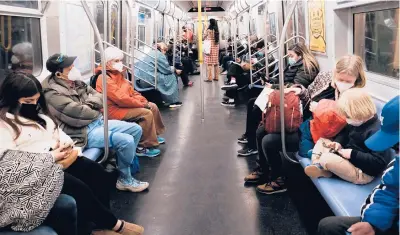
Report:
288,57,297,65
257,51,264,57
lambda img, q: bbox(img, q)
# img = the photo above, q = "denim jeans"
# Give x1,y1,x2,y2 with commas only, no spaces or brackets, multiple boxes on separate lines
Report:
87,117,143,180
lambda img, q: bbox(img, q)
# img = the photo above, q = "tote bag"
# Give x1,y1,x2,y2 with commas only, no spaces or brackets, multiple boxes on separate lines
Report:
203,40,211,55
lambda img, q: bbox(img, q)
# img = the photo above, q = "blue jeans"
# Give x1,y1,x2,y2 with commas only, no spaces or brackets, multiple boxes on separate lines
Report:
87,117,143,180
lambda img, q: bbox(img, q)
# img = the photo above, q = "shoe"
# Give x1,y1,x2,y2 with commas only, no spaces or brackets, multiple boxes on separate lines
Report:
119,221,144,235
188,81,194,86
204,79,212,83
256,181,287,195
213,78,219,81
221,83,238,90
136,147,161,157
116,178,149,193
304,164,333,178
221,100,235,107
237,134,248,144
244,167,263,183
190,71,200,75
157,136,165,144
237,147,258,156
222,95,229,102
169,102,182,108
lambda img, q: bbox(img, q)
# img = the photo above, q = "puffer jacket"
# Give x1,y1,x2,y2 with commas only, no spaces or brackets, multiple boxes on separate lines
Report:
42,75,103,147
95,67,148,120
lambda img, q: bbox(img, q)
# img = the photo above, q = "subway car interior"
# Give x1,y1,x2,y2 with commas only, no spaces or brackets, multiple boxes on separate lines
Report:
0,0,399,235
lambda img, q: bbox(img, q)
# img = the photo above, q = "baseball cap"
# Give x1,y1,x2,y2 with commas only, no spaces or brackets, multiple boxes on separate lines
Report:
46,53,77,73
365,96,400,151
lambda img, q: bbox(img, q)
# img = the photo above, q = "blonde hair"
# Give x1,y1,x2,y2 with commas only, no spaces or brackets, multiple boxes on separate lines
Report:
335,55,366,88
288,42,319,75
337,88,376,120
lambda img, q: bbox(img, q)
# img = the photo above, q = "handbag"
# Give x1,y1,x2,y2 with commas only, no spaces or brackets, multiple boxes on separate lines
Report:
203,40,211,55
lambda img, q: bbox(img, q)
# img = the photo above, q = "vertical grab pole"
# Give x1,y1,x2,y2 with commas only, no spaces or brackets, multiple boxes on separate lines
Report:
278,1,298,164
179,20,183,57
81,0,109,163
126,0,135,89
197,0,204,121
264,0,270,81
172,18,177,70
246,10,253,84
154,9,158,89
234,17,238,60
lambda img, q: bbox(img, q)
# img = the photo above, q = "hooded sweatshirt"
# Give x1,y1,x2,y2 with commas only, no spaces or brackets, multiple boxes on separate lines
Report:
95,67,148,120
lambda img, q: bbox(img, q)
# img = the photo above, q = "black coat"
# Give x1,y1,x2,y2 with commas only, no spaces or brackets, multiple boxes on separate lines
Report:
334,115,393,176
270,59,318,89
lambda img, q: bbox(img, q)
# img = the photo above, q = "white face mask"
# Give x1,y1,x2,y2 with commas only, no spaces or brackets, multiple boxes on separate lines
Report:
335,81,353,93
112,62,124,72
67,67,82,81
346,118,364,127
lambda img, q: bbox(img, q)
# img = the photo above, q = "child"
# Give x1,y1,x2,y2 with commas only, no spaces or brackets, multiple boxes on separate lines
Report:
304,88,392,184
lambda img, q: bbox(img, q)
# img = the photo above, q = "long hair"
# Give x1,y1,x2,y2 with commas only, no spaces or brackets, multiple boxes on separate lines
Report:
334,55,366,88
0,72,57,140
208,18,219,43
288,42,319,75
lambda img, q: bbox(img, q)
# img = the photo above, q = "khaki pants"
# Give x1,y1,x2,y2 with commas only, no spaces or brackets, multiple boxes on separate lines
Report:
123,102,165,148
207,65,219,81
311,138,374,185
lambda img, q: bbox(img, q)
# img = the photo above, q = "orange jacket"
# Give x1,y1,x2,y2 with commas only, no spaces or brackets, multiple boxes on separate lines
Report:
95,67,148,120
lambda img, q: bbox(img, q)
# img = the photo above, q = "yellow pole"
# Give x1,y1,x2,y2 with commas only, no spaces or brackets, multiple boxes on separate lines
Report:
197,0,203,64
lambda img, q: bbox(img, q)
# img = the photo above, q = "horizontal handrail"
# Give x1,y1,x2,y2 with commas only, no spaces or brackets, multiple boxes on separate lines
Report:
134,64,156,79
133,56,155,69
135,47,156,59
133,38,157,50
94,41,133,59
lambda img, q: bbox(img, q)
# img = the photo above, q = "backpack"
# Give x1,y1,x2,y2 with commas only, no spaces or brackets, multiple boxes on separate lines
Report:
90,70,109,89
262,90,303,133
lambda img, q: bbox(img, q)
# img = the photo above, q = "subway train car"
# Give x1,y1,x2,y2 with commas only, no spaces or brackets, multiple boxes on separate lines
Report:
0,0,398,235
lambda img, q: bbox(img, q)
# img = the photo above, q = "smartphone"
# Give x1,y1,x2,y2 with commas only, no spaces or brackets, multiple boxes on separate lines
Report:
61,140,77,150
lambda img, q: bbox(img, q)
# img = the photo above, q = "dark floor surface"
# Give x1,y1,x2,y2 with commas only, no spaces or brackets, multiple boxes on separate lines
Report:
110,74,314,235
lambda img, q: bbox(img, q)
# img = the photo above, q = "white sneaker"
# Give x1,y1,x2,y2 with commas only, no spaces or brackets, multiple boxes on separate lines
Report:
116,178,149,193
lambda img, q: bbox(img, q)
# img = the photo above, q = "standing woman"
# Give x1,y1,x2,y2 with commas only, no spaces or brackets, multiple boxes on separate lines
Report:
204,18,220,82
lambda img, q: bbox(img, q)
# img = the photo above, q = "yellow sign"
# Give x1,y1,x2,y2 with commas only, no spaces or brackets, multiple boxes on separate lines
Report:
308,0,326,54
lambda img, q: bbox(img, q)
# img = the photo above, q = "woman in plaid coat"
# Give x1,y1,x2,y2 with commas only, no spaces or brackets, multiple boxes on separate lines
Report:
204,19,220,82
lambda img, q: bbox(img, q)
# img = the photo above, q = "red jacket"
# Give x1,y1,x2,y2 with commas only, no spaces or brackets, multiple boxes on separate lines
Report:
95,67,147,120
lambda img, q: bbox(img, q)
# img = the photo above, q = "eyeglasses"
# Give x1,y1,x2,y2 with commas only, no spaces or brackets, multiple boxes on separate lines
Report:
56,54,65,63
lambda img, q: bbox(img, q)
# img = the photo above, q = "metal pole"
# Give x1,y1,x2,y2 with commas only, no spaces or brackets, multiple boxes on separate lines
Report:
126,0,135,90
278,1,298,164
154,9,158,89
247,10,253,84
172,18,177,69
264,0,270,81
81,0,109,163
234,17,238,60
197,0,204,121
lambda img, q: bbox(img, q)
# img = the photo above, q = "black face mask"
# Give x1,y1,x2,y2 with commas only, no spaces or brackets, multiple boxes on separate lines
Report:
19,103,39,119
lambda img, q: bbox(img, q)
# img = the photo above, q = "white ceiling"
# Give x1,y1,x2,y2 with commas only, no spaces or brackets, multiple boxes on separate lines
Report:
172,0,234,12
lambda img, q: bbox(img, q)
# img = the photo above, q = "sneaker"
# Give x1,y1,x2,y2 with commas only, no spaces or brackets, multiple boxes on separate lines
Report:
189,71,200,75
119,221,145,235
244,168,263,183
304,163,333,178
237,147,258,156
237,134,248,144
136,147,161,157
221,99,235,107
116,178,149,193
256,181,287,195
169,102,182,108
221,83,238,90
157,136,165,144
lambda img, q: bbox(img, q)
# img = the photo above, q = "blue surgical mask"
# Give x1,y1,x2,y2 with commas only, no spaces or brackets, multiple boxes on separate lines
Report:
288,57,296,65
257,51,264,57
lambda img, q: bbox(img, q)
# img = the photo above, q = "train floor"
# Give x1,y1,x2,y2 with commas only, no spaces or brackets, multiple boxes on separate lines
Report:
110,74,327,235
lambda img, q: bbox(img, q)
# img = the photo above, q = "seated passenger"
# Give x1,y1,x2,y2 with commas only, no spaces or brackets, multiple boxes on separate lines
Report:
0,72,145,235
245,55,367,194
304,89,392,184
318,95,399,235
135,42,182,107
10,42,34,74
166,43,194,87
95,47,166,157
41,53,149,193
220,55,252,107
236,42,319,156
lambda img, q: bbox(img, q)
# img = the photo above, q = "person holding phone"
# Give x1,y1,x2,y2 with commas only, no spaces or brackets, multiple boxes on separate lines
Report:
0,72,145,235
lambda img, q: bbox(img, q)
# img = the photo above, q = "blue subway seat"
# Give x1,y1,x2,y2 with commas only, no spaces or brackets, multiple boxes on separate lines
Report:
82,148,104,161
296,98,393,216
0,226,57,235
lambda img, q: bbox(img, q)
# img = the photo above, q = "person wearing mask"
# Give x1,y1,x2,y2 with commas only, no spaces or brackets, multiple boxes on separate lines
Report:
246,55,367,195
182,26,193,45
95,47,166,158
134,42,182,108
0,72,145,235
204,18,220,82
317,95,399,235
41,53,149,193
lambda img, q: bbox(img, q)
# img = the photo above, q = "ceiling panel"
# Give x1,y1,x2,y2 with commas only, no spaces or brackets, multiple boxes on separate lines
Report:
172,0,234,12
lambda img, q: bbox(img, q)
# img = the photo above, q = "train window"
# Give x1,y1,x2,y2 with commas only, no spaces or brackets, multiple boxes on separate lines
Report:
95,1,105,64
354,8,399,79
0,15,42,76
138,25,145,50
0,1,38,9
109,1,119,47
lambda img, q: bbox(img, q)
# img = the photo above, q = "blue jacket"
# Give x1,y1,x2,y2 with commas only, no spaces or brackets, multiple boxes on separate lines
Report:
361,156,399,233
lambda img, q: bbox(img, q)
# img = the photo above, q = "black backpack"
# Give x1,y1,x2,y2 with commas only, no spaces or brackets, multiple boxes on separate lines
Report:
90,70,110,89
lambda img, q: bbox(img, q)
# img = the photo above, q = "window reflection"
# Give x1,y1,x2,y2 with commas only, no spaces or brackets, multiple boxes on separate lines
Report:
354,8,399,79
0,1,38,9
